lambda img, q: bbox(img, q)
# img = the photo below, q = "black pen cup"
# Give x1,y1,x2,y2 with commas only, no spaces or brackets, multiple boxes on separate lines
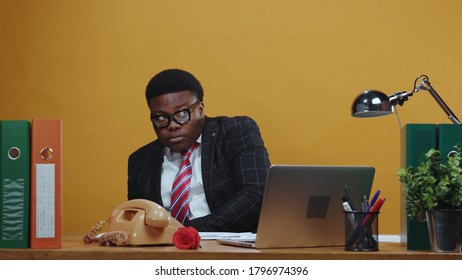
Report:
344,211,379,251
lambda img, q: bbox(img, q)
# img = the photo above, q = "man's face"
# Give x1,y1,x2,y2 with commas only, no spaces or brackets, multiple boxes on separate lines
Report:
148,90,205,153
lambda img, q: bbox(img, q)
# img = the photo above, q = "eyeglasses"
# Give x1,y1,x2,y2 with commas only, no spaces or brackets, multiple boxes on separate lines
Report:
150,100,200,128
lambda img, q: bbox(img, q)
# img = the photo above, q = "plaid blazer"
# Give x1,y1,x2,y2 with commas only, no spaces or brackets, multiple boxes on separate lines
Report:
127,116,271,232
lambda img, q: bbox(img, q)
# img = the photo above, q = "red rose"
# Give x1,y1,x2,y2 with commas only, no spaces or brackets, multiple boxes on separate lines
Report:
172,226,201,249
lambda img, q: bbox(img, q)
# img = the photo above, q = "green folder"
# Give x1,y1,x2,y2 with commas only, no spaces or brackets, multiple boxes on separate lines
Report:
0,120,30,248
438,124,462,163
400,124,436,250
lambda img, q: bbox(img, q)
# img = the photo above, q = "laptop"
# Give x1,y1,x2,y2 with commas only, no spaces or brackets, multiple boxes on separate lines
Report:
217,165,375,249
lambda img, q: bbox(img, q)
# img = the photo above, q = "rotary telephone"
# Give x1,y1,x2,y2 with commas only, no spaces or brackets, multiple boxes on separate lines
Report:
83,199,182,246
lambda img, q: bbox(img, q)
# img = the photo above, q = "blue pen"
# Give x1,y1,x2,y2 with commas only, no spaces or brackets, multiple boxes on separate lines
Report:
368,190,381,209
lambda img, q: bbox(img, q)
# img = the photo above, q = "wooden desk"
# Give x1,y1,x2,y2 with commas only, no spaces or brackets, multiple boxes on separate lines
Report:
1,236,461,260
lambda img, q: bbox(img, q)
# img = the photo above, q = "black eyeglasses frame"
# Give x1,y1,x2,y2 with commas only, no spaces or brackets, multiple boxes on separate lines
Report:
150,100,200,128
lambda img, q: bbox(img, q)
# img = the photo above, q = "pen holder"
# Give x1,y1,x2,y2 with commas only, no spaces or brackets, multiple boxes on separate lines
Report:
344,211,379,251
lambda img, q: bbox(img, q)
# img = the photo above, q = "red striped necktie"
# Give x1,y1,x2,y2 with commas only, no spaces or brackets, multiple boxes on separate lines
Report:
170,143,199,224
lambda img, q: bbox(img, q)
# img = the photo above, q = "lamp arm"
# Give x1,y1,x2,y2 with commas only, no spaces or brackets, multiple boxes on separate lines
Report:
418,78,461,124
388,91,413,107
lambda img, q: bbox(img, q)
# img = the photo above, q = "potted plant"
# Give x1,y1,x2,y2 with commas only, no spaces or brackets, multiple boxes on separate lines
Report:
397,145,462,252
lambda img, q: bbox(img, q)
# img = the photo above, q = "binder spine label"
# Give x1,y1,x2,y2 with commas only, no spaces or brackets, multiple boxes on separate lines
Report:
35,164,55,238
1,178,25,241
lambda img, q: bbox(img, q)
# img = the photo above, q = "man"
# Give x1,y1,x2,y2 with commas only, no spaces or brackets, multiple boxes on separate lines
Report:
127,69,271,232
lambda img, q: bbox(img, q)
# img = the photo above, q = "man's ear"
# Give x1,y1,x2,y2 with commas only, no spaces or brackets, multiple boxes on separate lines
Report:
198,101,205,117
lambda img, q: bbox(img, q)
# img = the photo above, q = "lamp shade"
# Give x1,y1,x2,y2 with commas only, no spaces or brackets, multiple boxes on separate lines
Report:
352,90,393,117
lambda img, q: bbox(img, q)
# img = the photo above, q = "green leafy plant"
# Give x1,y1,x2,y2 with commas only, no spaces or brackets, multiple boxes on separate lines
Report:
397,146,462,219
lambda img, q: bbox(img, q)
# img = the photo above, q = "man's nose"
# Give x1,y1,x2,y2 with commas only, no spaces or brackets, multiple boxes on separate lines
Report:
167,119,181,130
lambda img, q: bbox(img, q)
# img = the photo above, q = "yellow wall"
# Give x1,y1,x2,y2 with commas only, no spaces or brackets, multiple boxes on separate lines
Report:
2,0,462,235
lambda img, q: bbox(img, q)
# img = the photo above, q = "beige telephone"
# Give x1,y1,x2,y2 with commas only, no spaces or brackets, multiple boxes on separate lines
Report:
84,199,183,246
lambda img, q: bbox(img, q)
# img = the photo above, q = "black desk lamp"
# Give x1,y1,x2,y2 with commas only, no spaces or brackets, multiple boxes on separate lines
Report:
351,75,461,124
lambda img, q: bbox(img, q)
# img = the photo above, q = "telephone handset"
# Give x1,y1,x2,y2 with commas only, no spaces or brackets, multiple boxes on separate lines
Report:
84,199,183,246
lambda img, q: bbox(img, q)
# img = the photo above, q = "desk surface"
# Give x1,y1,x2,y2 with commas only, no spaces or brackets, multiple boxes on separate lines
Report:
1,236,461,260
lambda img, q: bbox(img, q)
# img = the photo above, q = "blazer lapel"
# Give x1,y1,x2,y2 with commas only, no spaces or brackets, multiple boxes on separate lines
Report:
201,117,219,208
